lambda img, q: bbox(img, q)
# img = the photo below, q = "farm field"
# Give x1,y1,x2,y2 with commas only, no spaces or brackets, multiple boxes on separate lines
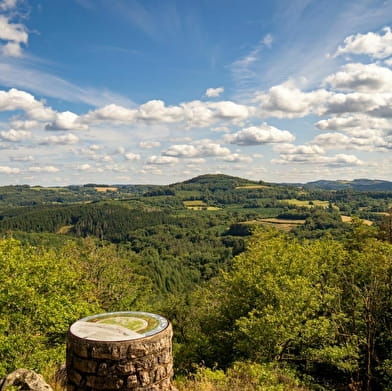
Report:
241,218,306,232
341,215,373,226
94,187,119,192
282,199,332,208
235,185,270,189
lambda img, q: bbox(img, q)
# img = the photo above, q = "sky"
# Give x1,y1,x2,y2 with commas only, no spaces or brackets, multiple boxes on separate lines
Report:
1,0,392,186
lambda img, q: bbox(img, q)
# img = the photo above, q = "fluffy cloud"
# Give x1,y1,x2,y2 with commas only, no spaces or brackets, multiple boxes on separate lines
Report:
0,0,18,11
273,143,325,155
334,27,392,59
139,141,161,149
0,129,31,141
312,132,392,151
40,133,79,145
77,164,91,171
28,166,60,173
146,155,179,165
9,155,33,162
319,92,390,116
124,152,141,161
0,165,20,174
225,123,295,145
45,111,88,131
0,88,54,120
205,87,224,98
324,63,392,92
83,99,252,128
274,151,363,166
163,140,231,158
223,153,252,163
0,14,28,57
316,115,392,133
10,119,39,130
256,81,330,118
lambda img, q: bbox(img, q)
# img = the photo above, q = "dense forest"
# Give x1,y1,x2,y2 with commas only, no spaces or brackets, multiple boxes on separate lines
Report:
1,174,392,390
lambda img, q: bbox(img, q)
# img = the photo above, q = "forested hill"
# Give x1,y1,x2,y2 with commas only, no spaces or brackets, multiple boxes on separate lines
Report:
1,173,392,390
305,178,392,191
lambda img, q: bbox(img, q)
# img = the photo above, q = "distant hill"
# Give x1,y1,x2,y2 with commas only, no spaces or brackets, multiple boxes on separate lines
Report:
173,174,268,189
305,179,392,191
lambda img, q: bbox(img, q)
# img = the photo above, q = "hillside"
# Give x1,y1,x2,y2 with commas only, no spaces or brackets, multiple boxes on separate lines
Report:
305,178,392,191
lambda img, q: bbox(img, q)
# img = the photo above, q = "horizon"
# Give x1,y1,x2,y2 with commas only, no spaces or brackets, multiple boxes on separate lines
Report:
1,0,392,186
1,173,391,188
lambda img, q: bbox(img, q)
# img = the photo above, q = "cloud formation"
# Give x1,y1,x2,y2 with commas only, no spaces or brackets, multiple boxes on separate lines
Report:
205,87,224,98
0,129,31,141
40,133,79,145
225,123,295,145
334,27,392,59
0,11,28,57
324,63,392,92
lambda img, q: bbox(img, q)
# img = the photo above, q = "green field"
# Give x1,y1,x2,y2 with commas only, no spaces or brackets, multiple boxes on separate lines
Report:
281,199,331,208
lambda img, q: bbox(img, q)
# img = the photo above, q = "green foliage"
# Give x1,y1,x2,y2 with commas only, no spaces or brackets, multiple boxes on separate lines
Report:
0,237,150,377
176,228,392,390
175,361,307,391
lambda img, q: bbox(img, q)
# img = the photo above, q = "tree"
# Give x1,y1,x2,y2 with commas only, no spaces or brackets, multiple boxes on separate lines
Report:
180,228,392,390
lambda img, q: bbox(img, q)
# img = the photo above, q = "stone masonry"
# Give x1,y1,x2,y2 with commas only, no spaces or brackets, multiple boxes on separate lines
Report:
66,322,175,391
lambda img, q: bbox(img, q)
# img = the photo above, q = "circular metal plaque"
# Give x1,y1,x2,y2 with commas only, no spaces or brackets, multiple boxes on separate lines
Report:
69,311,168,341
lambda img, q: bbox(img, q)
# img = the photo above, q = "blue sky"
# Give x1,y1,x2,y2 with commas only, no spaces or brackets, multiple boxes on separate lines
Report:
1,0,392,185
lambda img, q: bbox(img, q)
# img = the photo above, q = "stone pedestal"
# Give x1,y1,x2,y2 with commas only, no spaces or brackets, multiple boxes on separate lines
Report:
66,312,174,391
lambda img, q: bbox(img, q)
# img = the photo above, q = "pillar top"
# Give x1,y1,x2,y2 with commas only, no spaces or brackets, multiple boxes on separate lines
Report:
69,311,169,342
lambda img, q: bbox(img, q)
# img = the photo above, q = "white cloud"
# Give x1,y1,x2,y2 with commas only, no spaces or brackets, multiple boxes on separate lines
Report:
256,80,330,118
0,129,31,141
124,152,141,161
146,155,179,165
0,88,55,120
0,0,17,10
0,14,28,57
139,141,161,149
311,132,392,151
324,63,392,92
205,87,224,98
45,111,88,131
315,114,392,137
223,153,252,163
262,33,273,48
9,154,33,162
211,126,229,133
10,119,39,130
0,165,20,174
274,152,364,167
163,140,231,158
40,133,79,145
77,164,91,171
28,166,60,173
334,27,392,59
225,123,295,145
273,143,325,155
83,99,253,128
385,58,392,67
319,92,390,116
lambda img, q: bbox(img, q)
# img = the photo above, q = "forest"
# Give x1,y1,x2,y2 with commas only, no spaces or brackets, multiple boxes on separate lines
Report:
0,174,391,390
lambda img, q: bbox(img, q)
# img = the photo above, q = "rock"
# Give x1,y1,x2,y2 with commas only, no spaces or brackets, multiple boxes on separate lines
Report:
0,369,53,391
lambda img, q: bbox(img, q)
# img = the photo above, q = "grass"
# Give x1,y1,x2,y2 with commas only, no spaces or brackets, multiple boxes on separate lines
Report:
235,185,270,189
183,200,207,206
281,199,331,208
341,215,373,226
56,225,73,234
240,218,305,232
94,187,118,192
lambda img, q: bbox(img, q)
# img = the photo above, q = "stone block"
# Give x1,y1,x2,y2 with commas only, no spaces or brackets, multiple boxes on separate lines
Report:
73,357,97,373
